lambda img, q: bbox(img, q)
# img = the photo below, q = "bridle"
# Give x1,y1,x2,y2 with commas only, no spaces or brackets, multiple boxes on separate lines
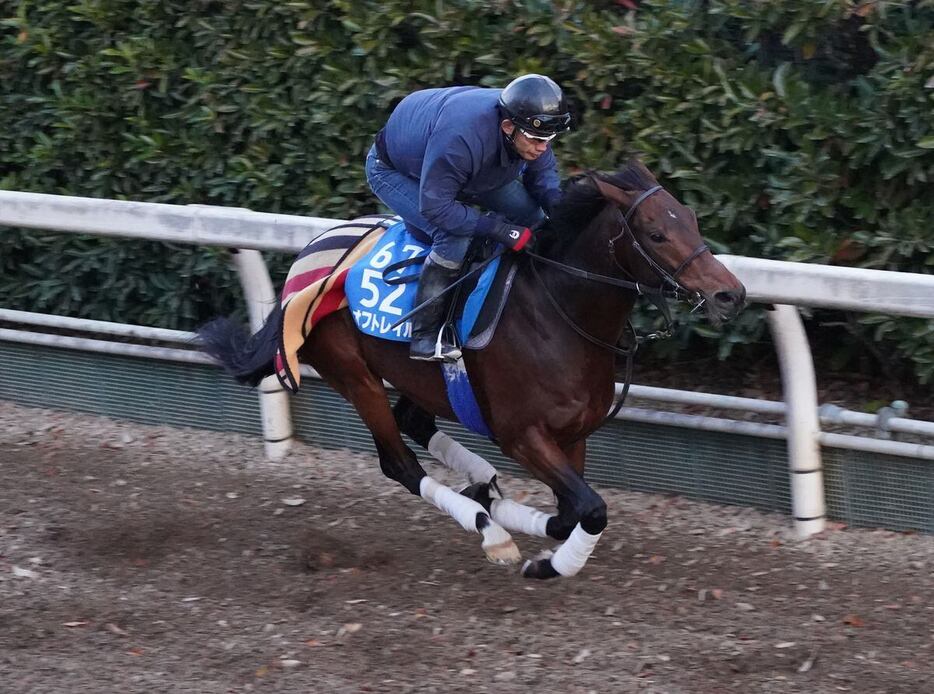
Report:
527,181,711,347
392,179,713,354
608,184,710,304
525,180,713,428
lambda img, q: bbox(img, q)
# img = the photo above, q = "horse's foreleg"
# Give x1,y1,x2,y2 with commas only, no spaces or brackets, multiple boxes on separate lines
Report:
504,435,607,579
394,396,556,539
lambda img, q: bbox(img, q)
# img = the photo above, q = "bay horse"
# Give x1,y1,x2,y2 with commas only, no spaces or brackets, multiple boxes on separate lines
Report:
199,160,745,580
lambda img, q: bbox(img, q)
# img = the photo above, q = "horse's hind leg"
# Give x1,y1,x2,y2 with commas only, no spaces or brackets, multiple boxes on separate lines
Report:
393,396,497,485
304,327,520,566
394,396,555,539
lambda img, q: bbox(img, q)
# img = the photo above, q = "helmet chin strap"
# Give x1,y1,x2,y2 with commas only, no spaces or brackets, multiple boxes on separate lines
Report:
502,128,519,154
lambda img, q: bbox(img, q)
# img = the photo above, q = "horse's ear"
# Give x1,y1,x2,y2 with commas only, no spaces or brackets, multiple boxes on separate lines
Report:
590,176,630,207
632,159,656,181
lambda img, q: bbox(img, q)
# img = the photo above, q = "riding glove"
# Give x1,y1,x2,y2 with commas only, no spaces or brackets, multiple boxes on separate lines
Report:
486,221,533,252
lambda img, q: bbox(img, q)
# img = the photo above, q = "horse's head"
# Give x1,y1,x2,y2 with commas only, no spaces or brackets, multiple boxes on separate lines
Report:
585,161,746,324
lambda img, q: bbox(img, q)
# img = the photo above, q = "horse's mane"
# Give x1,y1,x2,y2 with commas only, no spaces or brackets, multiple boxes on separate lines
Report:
539,160,658,257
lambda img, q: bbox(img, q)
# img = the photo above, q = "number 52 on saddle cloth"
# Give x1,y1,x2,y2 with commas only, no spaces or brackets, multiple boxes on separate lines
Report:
343,220,512,345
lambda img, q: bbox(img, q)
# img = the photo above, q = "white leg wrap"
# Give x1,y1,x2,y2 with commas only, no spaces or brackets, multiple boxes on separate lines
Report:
490,499,552,538
549,523,603,577
420,476,515,556
419,476,486,533
427,431,497,485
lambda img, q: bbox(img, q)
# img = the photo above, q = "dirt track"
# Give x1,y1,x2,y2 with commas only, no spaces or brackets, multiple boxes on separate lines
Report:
1,401,932,693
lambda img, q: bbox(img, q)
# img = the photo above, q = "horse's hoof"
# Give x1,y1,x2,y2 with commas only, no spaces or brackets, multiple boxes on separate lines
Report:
478,514,520,565
521,550,560,580
483,539,522,566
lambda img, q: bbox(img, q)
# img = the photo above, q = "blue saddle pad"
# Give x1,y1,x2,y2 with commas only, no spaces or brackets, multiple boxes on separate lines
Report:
345,220,501,344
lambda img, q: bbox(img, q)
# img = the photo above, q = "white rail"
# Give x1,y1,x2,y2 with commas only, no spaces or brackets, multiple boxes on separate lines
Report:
719,255,934,319
4,190,930,315
3,190,933,537
768,305,825,536
0,190,340,252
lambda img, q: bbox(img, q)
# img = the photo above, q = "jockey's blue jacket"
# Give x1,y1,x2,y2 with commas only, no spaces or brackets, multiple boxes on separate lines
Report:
377,86,561,237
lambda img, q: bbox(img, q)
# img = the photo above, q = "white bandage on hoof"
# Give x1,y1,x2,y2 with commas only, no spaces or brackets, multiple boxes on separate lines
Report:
490,499,552,538
427,432,497,485
549,523,603,577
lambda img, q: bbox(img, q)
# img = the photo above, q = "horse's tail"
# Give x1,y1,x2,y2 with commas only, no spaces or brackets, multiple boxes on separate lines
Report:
197,304,283,387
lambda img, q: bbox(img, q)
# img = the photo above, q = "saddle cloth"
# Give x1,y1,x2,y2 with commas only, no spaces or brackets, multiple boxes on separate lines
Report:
274,216,518,397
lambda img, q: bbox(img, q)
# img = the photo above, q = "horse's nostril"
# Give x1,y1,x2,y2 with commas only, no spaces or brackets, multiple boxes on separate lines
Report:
713,288,747,313
715,290,738,305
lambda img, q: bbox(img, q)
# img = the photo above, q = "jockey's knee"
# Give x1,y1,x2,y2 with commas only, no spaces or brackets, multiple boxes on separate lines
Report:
427,233,470,270
426,250,463,270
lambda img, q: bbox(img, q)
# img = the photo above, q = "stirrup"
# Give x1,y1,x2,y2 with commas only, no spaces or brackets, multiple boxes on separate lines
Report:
437,322,462,362
432,343,462,362
410,328,461,362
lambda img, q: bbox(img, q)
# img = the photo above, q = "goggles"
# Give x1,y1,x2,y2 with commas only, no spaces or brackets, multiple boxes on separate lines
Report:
517,127,559,143
511,112,571,141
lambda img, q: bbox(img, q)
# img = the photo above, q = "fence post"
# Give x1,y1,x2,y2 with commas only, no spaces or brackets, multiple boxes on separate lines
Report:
767,304,825,537
230,249,293,460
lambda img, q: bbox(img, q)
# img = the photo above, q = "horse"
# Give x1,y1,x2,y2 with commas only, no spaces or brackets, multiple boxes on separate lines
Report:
198,160,746,580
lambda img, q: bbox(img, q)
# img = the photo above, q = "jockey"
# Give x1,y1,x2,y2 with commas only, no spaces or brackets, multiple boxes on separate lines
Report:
365,74,571,361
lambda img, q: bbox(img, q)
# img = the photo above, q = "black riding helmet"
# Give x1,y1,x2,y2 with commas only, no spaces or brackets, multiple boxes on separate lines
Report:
498,74,571,138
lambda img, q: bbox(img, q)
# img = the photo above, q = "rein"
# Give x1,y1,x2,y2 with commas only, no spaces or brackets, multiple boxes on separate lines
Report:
524,251,674,299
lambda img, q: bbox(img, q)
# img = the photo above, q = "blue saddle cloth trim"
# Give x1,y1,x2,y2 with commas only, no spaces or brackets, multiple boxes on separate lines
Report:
344,221,500,344
441,362,494,439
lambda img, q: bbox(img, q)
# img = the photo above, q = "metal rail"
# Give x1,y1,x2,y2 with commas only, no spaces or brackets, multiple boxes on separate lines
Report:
3,323,932,463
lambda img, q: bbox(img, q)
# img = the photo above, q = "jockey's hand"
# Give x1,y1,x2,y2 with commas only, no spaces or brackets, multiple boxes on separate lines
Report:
488,221,533,252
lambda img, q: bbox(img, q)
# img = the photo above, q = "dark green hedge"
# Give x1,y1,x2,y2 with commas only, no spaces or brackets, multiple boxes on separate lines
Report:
1,1,932,381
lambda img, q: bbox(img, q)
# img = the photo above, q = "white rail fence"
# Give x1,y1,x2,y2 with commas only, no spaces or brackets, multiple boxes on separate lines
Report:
2,190,933,539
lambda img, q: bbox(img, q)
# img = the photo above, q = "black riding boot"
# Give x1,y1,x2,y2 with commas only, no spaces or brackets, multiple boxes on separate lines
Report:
409,257,462,362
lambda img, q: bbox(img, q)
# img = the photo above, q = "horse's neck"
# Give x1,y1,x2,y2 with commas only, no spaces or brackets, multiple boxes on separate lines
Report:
538,215,637,349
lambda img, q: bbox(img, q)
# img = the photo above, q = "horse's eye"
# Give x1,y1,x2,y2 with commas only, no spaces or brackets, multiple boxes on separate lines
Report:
650,233,666,243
